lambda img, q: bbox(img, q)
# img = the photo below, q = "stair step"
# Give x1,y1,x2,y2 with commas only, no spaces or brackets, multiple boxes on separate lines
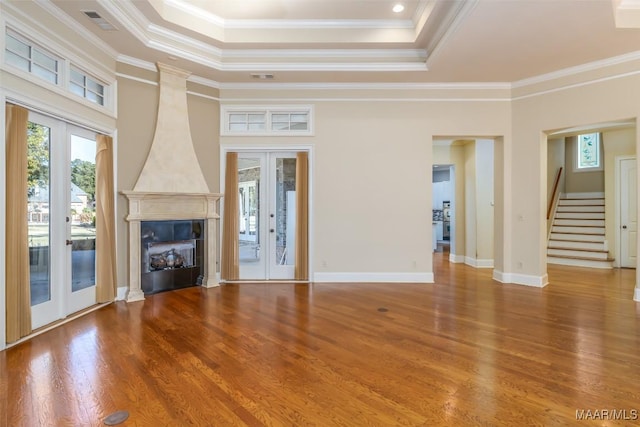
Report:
547,255,613,269
556,205,605,213
558,198,604,206
547,248,610,259
555,212,605,220
549,232,605,242
548,240,606,250
553,219,604,226
552,225,605,234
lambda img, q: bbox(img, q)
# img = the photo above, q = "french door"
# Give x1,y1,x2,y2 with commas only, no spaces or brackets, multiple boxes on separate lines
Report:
28,112,97,329
238,152,298,280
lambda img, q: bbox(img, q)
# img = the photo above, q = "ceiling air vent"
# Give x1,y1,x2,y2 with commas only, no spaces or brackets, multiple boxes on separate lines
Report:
251,73,275,80
82,10,118,31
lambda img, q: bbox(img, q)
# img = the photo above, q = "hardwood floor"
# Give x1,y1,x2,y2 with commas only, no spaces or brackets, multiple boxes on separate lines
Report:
2,253,639,426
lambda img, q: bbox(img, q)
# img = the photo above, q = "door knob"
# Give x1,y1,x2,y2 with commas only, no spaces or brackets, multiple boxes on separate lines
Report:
66,239,73,245
622,225,628,229
270,229,275,233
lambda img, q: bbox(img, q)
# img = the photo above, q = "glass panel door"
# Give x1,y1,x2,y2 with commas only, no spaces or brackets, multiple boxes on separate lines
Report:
67,127,97,313
28,119,52,309
236,152,297,280
238,155,266,279
269,154,296,280
29,113,59,328
28,113,98,329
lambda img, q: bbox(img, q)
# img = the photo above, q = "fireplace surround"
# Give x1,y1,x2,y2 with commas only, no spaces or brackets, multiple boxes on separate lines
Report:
122,62,223,302
123,192,221,302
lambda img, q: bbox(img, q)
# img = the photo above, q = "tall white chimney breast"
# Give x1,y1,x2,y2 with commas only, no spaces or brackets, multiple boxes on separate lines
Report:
133,62,210,193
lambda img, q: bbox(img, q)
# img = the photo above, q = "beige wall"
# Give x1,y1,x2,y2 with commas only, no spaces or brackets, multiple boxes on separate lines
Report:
512,65,640,282
219,96,510,279
465,142,477,261
547,137,566,234
547,138,566,197
564,136,605,193
603,128,636,263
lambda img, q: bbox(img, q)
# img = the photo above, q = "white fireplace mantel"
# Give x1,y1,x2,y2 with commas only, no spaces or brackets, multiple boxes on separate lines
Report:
122,191,222,302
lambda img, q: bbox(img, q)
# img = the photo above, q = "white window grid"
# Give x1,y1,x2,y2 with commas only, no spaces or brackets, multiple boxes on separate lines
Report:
5,31,59,85
222,106,313,136
3,27,112,112
70,66,105,106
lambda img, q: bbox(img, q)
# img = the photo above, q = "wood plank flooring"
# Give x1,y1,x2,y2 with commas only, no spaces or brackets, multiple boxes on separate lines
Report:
2,252,640,426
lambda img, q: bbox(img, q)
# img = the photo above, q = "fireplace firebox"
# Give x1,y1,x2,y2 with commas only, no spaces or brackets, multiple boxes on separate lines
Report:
140,220,204,295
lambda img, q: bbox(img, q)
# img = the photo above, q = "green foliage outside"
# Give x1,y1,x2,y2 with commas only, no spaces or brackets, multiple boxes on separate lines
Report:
71,158,96,201
27,122,49,197
27,122,96,202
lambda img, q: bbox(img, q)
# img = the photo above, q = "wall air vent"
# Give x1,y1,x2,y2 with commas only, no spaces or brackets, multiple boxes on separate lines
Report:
82,10,118,31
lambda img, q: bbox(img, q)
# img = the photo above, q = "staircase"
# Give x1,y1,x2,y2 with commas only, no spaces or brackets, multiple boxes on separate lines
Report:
547,193,613,269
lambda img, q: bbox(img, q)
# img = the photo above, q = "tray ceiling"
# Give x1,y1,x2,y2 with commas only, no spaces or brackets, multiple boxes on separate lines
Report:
12,0,640,84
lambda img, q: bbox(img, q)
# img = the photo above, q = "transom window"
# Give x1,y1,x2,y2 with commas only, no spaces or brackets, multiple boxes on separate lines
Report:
222,105,314,136
228,112,267,132
70,67,105,106
576,133,601,170
4,28,112,111
5,32,59,84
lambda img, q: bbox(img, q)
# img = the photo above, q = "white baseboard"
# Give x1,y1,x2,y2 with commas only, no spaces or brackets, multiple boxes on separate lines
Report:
449,254,465,263
464,257,494,268
493,270,549,287
116,286,128,301
635,287,640,302
313,272,434,283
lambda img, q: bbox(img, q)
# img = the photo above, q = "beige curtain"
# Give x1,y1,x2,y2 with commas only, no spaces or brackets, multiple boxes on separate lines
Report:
95,134,117,303
221,152,239,280
294,152,309,280
5,103,31,342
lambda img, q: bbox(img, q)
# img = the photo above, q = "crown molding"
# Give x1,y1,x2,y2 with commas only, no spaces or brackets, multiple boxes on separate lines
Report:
223,18,415,30
512,50,640,89
512,69,640,101
117,54,157,72
116,55,220,90
218,81,511,91
425,0,479,69
163,0,415,30
97,0,151,44
99,0,429,72
220,49,427,60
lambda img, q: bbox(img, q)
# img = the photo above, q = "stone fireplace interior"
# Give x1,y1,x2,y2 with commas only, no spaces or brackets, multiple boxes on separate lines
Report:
141,219,205,295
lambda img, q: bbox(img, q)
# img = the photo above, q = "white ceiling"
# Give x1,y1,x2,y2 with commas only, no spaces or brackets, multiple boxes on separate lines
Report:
31,0,640,84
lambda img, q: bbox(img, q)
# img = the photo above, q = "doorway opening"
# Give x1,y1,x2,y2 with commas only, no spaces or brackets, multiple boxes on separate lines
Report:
432,137,497,272
544,119,637,277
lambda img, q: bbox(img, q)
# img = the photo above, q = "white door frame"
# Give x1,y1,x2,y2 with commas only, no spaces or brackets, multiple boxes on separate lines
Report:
615,155,637,268
29,113,99,328
220,144,314,282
